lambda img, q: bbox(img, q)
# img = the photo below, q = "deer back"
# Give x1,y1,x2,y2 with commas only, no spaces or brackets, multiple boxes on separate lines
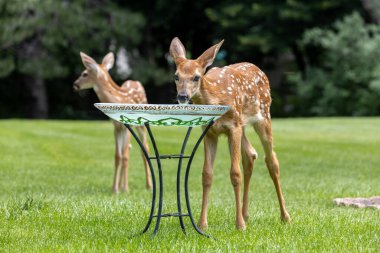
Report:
196,62,271,126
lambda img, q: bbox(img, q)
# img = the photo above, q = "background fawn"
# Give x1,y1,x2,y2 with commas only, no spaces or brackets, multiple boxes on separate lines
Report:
74,52,152,193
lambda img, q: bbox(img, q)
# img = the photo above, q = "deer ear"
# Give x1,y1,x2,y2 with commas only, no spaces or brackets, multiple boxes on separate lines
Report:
169,37,186,66
80,52,99,74
196,39,224,70
102,52,114,71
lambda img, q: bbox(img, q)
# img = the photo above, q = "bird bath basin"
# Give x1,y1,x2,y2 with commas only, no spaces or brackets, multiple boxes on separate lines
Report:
94,103,231,127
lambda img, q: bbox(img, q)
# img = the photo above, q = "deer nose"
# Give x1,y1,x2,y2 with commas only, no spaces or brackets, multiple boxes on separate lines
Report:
73,81,80,91
177,94,189,104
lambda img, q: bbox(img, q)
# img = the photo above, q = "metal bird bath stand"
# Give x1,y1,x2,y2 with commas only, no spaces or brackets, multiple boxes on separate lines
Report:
95,103,231,238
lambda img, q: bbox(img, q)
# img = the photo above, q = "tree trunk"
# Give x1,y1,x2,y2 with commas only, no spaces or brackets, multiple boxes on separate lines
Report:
24,75,49,118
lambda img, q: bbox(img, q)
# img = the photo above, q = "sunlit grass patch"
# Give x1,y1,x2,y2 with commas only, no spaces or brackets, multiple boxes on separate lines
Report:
0,118,379,252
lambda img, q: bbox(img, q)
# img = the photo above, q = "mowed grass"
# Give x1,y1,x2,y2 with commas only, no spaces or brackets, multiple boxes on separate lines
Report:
0,118,379,252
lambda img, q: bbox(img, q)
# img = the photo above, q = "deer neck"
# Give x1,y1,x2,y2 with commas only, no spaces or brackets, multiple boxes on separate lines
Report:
93,73,125,103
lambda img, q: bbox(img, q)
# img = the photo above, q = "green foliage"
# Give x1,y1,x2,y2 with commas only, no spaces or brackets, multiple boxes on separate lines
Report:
0,119,380,251
0,0,144,79
0,0,376,117
131,59,173,87
204,0,363,117
290,12,380,116
205,0,359,58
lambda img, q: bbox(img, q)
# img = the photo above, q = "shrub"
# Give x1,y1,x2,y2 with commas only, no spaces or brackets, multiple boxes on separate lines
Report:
289,12,380,116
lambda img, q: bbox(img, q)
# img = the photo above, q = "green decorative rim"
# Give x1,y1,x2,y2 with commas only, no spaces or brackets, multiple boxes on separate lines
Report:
119,115,215,126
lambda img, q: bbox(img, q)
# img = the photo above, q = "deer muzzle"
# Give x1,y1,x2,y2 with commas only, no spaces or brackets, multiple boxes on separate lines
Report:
73,80,80,92
177,93,189,104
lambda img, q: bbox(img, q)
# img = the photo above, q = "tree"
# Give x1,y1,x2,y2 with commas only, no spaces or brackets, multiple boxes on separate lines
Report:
124,0,220,103
204,0,363,115
0,0,144,118
290,12,380,116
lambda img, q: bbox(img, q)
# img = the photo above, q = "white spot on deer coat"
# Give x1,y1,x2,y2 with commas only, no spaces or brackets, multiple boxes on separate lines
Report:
255,76,260,84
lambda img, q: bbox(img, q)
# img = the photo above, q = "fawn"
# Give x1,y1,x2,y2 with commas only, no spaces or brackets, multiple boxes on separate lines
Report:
169,38,290,230
74,52,152,193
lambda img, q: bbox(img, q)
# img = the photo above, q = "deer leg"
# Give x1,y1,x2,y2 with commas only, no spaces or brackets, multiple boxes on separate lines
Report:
137,126,152,189
228,128,245,230
253,120,291,223
241,130,257,223
113,126,123,193
198,134,218,230
120,129,131,192
118,128,127,191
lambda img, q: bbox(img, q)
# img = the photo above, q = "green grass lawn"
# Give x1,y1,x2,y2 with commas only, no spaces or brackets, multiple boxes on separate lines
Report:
0,118,379,252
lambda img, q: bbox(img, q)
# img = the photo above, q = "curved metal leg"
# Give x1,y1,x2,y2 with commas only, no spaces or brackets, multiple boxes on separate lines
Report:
125,122,215,239
177,127,193,233
184,121,214,238
124,124,156,235
144,123,163,238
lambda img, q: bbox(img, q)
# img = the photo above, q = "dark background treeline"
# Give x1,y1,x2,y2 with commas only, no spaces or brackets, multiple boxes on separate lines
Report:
1,0,379,119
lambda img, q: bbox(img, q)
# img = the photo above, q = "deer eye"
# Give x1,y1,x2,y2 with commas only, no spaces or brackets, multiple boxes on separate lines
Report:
174,74,179,81
193,75,200,82
82,72,88,77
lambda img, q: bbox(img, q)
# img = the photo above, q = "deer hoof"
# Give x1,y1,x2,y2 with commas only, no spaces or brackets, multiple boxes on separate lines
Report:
281,211,291,223
197,221,208,231
243,213,250,223
236,220,246,231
